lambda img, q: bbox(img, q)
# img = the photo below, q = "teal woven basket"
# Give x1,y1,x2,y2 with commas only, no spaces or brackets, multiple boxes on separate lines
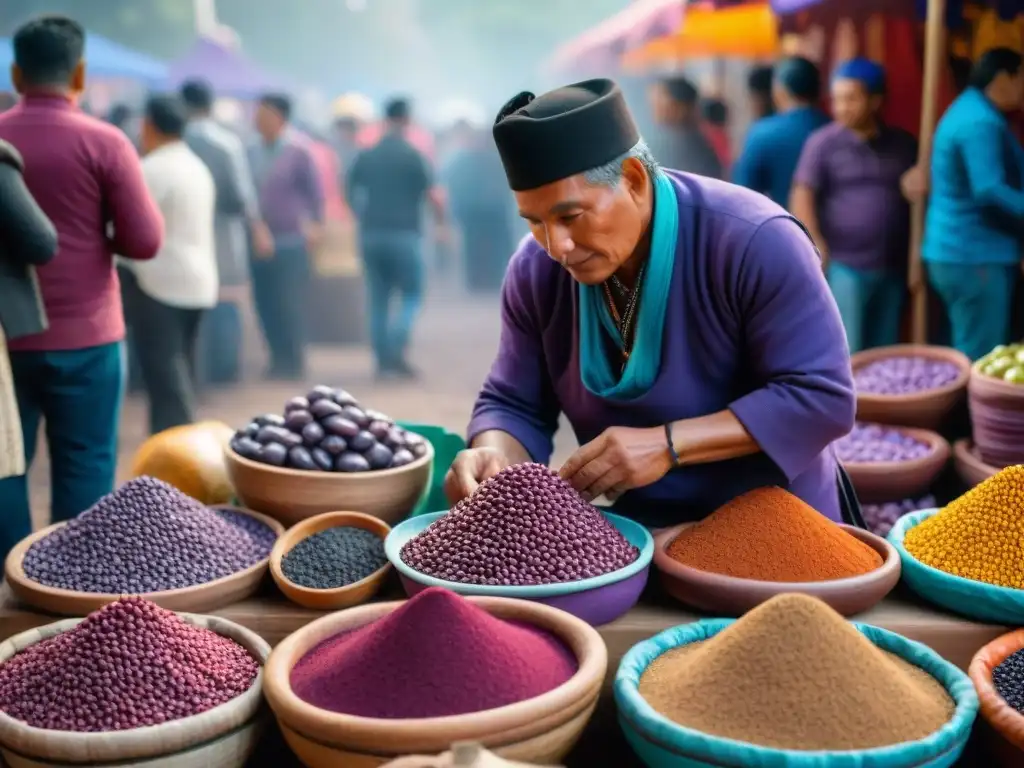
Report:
615,619,978,768
888,508,1024,625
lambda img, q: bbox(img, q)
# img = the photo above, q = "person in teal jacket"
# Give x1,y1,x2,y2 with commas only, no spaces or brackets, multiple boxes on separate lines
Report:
924,47,1024,361
732,57,828,206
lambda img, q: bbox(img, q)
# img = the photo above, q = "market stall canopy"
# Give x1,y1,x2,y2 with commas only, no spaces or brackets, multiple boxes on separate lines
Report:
0,32,167,91
623,1,778,68
545,0,687,76
772,0,1023,21
166,38,289,99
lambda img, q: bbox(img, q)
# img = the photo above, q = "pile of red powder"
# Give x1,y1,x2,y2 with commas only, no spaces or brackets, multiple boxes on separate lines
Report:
289,587,578,719
0,597,259,732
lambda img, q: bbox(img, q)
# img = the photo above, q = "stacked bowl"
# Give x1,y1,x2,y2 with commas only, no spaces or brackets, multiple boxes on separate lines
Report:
967,346,1024,483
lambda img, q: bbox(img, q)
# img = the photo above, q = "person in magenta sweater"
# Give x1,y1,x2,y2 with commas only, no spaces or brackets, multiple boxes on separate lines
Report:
0,15,163,557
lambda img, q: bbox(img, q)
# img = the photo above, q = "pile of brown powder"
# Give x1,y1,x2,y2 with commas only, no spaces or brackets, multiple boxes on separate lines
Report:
638,594,954,751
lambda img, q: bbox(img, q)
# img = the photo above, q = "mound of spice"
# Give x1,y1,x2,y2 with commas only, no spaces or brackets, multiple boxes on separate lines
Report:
993,648,1024,714
854,357,961,395
400,462,638,586
0,597,258,731
666,487,882,582
638,593,954,750
863,495,936,538
290,587,577,718
903,465,1024,588
281,526,388,589
834,423,933,464
22,476,277,593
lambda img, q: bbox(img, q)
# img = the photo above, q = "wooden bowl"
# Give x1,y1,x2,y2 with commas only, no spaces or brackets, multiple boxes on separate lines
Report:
3,506,283,617
263,596,607,767
851,344,971,429
954,438,1001,489
269,511,392,610
0,614,270,768
224,442,434,528
969,629,1024,767
652,523,901,617
841,426,951,504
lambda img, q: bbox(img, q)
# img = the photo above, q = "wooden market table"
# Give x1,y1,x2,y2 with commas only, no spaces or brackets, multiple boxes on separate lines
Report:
0,581,1008,767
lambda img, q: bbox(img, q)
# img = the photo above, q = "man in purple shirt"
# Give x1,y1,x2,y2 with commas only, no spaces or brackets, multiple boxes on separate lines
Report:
444,79,858,528
0,15,163,560
248,93,325,381
790,59,918,353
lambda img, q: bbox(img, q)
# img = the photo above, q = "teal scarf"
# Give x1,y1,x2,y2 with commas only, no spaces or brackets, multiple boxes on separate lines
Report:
578,172,678,401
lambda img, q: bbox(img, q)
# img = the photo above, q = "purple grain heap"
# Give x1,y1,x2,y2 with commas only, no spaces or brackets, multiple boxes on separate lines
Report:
834,423,933,464
400,462,638,586
0,597,258,732
22,476,276,594
854,357,960,395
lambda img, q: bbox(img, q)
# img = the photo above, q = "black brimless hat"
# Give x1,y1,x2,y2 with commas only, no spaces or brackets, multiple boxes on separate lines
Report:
492,78,640,192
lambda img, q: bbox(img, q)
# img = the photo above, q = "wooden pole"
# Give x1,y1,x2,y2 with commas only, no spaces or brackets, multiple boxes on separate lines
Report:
908,0,948,343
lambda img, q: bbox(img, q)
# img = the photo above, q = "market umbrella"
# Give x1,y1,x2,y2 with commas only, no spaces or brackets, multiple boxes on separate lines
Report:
623,1,779,68
166,37,289,99
545,0,688,75
0,32,167,91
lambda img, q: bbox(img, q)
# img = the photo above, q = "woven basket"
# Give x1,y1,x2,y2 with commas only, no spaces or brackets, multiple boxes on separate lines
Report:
0,614,270,768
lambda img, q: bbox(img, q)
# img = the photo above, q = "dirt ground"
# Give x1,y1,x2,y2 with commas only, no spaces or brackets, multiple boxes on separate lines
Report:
25,284,578,530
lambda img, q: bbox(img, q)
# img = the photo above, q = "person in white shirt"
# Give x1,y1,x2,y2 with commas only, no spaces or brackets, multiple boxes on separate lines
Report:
119,94,217,435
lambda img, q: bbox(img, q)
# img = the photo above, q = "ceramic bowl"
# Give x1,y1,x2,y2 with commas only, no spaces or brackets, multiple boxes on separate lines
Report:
889,509,1024,624
262,596,608,767
3,506,283,617
616,619,978,768
385,511,654,626
851,344,971,429
841,426,951,504
652,523,900,617
953,439,1000,489
224,441,433,527
969,629,1024,767
0,614,270,768
269,511,392,610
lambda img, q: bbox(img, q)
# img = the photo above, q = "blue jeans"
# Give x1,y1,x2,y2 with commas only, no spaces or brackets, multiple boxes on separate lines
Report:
928,262,1016,360
827,262,905,353
361,232,425,368
0,342,125,563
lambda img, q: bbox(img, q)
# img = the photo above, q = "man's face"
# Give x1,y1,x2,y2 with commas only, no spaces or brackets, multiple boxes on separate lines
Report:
991,70,1024,112
514,159,650,286
648,83,686,126
255,103,283,139
831,77,878,130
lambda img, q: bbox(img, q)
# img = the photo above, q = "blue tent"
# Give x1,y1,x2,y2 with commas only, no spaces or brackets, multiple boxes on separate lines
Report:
0,32,167,91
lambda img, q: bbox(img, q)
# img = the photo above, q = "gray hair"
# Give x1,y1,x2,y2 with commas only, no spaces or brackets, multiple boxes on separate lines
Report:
582,139,662,187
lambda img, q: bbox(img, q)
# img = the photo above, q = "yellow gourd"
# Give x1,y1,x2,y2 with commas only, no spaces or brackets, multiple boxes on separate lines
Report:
130,421,235,505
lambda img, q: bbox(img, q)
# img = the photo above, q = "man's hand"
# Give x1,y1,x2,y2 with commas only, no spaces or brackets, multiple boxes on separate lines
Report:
901,165,928,203
559,426,674,503
252,220,274,259
443,447,511,505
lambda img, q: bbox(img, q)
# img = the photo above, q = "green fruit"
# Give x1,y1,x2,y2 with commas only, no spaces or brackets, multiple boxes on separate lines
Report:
1014,348,1024,364
984,357,1016,377
1004,366,1024,385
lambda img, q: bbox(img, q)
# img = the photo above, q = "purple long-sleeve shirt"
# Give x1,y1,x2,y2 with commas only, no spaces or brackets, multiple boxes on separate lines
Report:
248,133,325,245
0,95,163,352
468,171,855,527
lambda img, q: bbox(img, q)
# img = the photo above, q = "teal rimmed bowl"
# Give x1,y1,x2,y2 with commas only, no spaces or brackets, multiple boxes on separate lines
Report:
889,508,1024,624
615,619,978,768
384,511,653,626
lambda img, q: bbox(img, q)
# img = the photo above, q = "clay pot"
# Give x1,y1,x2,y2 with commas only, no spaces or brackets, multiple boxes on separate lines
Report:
225,441,433,528
953,439,1000,489
969,629,1024,766
969,363,1024,468
851,344,971,429
841,426,950,504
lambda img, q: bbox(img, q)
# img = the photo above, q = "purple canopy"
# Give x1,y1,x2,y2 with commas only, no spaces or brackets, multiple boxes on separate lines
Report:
166,38,288,98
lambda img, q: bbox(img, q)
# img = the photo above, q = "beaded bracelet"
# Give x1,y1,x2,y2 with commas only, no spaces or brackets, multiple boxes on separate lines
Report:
664,423,681,466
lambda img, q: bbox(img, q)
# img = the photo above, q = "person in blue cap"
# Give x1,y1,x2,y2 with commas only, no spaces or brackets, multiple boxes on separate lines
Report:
732,56,828,206
924,47,1024,361
790,57,919,353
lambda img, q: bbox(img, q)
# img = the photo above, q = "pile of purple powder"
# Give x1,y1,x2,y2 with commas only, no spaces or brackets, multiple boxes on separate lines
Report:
854,356,960,395
290,587,577,719
834,423,934,464
0,597,259,731
862,495,937,537
400,462,639,586
22,476,277,594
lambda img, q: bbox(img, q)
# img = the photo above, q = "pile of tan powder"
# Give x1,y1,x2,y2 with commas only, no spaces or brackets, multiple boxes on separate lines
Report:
638,594,954,751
